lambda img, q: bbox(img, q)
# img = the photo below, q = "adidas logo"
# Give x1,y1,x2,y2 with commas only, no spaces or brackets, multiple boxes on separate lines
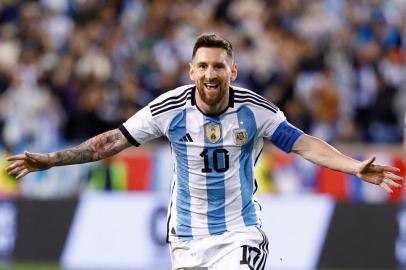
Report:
179,133,193,142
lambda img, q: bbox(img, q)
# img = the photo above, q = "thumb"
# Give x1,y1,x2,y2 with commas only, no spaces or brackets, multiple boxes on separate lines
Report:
25,151,43,161
365,156,376,166
360,156,376,172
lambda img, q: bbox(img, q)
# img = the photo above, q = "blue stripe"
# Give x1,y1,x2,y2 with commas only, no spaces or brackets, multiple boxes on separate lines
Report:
168,110,192,239
203,116,227,235
237,106,258,226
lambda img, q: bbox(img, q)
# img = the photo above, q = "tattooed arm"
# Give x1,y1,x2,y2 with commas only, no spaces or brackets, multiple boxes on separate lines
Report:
6,129,131,180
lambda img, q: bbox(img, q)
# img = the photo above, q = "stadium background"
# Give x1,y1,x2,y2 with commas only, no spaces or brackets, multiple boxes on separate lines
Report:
0,0,405,269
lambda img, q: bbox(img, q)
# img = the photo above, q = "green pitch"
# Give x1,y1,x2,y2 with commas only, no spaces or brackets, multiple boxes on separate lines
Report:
0,262,61,270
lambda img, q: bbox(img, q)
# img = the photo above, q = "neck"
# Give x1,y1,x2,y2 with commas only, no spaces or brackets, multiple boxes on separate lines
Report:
195,90,229,115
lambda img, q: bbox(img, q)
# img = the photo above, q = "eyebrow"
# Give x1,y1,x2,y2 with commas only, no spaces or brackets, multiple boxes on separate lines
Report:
195,61,226,66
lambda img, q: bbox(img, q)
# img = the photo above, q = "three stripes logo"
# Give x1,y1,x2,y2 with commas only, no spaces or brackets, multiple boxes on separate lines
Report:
179,133,193,142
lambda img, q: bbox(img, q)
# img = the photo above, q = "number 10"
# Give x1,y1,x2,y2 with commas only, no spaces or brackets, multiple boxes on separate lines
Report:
200,148,229,173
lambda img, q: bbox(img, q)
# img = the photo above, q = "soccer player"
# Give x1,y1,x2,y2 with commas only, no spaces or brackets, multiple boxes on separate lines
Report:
5,34,403,270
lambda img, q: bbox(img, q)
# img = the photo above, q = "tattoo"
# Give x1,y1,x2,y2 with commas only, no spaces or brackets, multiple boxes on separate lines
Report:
52,129,130,166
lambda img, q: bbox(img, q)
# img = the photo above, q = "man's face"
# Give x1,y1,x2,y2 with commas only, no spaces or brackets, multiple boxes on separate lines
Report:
189,47,237,106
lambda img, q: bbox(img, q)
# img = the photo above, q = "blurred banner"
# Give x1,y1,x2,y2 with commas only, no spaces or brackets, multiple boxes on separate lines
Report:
0,200,16,264
319,203,399,269
61,192,171,270
13,199,77,261
60,192,334,270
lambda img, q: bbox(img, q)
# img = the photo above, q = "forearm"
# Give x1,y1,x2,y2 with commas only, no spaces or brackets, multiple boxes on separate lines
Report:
49,129,130,166
292,134,361,175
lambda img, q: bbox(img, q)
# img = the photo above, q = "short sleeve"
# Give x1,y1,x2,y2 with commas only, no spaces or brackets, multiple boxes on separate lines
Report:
120,106,163,146
261,109,287,138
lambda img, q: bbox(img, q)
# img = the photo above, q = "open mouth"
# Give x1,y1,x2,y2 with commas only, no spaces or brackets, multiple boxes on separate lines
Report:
204,83,219,90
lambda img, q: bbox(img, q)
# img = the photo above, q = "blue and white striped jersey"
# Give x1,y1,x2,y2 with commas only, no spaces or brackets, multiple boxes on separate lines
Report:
119,85,302,242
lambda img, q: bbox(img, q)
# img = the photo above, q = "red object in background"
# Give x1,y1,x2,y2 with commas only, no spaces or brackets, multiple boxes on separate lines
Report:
388,156,405,203
316,167,348,201
119,154,151,190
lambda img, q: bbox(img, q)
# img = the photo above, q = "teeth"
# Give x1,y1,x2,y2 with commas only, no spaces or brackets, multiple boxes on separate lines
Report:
205,83,218,88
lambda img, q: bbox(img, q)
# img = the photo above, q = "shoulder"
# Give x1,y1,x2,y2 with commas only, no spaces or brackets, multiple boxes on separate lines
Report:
148,85,194,117
232,85,279,114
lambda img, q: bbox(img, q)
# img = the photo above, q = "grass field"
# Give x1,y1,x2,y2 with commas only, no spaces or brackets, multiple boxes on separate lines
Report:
1,262,61,270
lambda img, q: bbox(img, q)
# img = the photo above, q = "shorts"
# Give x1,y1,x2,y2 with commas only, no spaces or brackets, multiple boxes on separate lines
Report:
170,226,269,270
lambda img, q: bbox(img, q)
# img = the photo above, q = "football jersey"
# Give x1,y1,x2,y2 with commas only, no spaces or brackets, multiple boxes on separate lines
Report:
119,84,303,242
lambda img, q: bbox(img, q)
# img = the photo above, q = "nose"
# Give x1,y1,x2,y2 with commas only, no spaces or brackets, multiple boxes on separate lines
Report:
205,66,217,79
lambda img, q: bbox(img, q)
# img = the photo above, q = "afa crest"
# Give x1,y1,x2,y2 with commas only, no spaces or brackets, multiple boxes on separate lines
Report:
233,128,248,145
204,123,221,143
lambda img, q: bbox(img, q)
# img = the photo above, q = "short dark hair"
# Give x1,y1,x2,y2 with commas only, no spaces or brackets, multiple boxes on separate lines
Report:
192,33,233,60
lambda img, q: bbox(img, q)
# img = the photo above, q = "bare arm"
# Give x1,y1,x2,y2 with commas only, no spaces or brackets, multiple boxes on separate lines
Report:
50,128,131,165
292,134,403,192
6,128,131,179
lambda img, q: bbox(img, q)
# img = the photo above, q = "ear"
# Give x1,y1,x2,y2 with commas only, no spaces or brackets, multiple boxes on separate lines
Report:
230,63,238,81
189,62,195,81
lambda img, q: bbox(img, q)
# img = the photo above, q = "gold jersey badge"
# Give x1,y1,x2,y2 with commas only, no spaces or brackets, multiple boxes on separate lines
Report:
205,123,221,143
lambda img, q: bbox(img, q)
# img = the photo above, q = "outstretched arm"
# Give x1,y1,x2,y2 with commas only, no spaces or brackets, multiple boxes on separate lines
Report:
6,128,131,180
292,134,403,193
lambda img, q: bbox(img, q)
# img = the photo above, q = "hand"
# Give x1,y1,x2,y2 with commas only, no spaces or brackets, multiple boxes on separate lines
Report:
6,152,53,180
356,156,403,193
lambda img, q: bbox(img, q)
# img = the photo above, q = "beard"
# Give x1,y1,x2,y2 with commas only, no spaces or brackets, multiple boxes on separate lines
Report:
195,80,228,106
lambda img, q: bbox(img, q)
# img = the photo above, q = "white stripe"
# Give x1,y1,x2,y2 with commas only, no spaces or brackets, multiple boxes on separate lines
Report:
221,112,246,230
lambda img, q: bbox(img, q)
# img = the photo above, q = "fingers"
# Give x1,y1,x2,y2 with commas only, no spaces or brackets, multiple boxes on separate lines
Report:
15,169,30,180
365,161,400,174
5,160,25,174
383,178,402,189
379,182,394,193
361,155,401,174
7,165,25,176
376,165,400,173
7,154,27,161
5,152,36,180
5,160,28,179
379,174,403,193
384,172,403,182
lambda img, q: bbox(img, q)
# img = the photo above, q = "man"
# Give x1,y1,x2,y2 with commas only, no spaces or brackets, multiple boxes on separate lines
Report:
6,34,403,270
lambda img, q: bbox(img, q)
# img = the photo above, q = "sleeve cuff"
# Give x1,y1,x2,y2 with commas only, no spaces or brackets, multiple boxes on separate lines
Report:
119,125,140,147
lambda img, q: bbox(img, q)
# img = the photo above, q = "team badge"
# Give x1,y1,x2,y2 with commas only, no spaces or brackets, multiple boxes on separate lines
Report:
205,123,221,143
233,128,248,145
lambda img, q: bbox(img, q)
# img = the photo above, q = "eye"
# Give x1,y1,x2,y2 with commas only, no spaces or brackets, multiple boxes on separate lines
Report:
198,63,207,70
214,64,225,70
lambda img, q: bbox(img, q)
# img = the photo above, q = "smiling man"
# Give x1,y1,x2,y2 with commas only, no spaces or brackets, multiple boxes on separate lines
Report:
6,33,403,270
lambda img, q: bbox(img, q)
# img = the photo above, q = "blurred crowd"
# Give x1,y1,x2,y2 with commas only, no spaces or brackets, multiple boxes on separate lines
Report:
0,0,406,153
